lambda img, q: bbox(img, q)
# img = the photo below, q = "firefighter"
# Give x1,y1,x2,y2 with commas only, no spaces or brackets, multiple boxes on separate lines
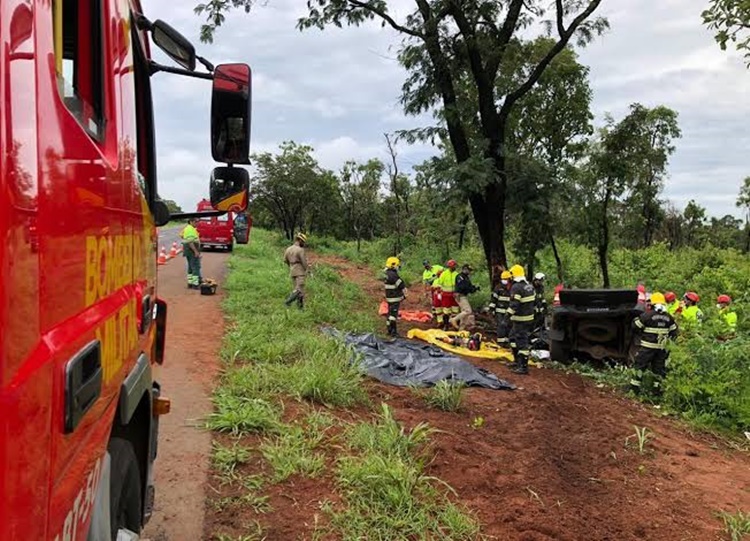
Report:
384,257,406,337
422,260,444,321
181,217,202,289
489,270,512,346
506,264,536,375
717,295,738,335
450,264,480,331
665,291,681,316
629,292,678,397
283,232,308,309
532,272,547,331
435,260,459,330
680,291,703,327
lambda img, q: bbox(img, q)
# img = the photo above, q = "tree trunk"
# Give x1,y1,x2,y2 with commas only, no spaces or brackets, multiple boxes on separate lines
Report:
599,185,612,288
598,243,610,289
457,213,470,250
744,220,750,253
469,172,507,286
550,232,564,283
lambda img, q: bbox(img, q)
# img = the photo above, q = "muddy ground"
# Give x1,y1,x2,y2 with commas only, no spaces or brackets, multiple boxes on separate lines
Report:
149,251,750,540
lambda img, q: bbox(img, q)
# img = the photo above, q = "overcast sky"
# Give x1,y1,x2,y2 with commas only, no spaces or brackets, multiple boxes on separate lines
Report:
141,0,749,218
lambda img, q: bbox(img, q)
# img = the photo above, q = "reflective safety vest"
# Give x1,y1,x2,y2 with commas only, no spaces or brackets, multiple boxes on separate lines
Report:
507,280,536,323
667,300,681,316
633,311,678,349
681,305,703,325
435,269,458,293
384,268,405,303
181,224,200,244
721,309,738,333
422,265,444,286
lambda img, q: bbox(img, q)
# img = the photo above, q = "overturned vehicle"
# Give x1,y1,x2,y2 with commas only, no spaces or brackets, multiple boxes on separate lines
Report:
548,289,644,365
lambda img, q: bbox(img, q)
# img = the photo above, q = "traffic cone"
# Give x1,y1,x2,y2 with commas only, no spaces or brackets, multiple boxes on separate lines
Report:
158,247,167,265
169,242,178,257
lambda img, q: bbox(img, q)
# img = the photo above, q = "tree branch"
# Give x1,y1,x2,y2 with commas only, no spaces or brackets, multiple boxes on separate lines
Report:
486,0,525,79
555,0,566,37
348,0,423,38
502,0,602,117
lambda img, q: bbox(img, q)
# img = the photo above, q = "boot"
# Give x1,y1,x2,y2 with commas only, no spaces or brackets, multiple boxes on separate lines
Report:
297,294,304,310
285,290,300,306
512,354,529,375
507,348,519,369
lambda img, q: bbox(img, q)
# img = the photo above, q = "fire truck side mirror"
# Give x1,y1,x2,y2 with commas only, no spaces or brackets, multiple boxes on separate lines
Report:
151,20,197,71
210,166,249,213
153,200,171,227
211,63,252,165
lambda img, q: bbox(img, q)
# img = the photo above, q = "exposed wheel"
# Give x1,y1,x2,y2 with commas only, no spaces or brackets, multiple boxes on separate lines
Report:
108,438,142,540
549,339,571,364
227,243,234,252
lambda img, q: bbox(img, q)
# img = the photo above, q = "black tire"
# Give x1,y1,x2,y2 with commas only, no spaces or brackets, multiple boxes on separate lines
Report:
108,438,142,540
227,243,234,253
549,339,571,364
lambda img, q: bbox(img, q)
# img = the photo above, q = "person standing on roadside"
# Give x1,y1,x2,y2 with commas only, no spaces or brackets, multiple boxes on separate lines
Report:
629,292,678,397
181,217,202,289
506,264,536,375
284,232,308,309
384,257,406,337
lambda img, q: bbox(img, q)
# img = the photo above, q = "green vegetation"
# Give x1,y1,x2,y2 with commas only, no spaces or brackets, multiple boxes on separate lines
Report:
413,380,466,413
260,425,326,482
718,510,750,541
323,404,480,540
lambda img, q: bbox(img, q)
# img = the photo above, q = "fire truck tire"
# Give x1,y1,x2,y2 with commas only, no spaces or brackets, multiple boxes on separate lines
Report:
108,438,142,540
227,243,233,252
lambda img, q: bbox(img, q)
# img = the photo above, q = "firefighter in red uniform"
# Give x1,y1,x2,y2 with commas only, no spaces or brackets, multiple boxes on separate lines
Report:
629,292,678,397
435,260,459,330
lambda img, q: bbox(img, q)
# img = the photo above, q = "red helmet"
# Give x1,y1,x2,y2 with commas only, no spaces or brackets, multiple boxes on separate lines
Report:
665,291,676,303
717,294,732,305
684,291,700,303
447,259,457,268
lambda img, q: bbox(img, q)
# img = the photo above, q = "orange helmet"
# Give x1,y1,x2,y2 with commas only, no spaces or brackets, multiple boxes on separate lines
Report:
665,291,676,303
684,291,700,303
447,259,457,269
717,294,732,305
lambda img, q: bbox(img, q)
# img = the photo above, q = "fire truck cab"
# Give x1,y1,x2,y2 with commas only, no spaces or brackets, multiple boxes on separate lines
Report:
0,1,251,540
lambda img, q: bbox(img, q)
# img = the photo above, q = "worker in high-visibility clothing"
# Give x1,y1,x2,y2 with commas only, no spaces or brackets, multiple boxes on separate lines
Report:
422,260,444,321
384,257,406,337
181,217,202,289
665,291,681,316
506,264,536,375
489,270,512,346
629,292,678,397
680,291,703,328
717,294,738,335
434,260,459,330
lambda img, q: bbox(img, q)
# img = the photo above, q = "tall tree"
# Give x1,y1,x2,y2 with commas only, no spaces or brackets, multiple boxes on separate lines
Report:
737,176,750,251
683,199,708,248
250,141,338,240
703,0,750,64
383,134,412,254
340,159,384,252
195,0,608,275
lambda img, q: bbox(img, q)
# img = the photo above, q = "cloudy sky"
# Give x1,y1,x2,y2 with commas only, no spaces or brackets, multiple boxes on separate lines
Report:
141,0,749,218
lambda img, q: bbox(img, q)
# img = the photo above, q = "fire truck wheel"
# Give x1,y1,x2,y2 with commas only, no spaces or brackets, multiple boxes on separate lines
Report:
108,438,142,539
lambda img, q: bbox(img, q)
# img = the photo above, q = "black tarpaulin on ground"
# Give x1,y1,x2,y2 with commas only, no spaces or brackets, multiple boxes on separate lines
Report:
325,329,515,391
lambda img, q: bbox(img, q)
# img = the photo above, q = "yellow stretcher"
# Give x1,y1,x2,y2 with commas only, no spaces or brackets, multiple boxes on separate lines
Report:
406,328,515,362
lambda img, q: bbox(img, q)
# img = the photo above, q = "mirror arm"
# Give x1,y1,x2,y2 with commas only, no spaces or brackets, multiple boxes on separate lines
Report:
197,55,215,73
149,60,214,80
171,211,228,219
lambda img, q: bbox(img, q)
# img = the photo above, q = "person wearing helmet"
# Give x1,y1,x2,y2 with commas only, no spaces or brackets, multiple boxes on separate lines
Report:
680,291,703,327
716,294,738,335
434,259,460,330
450,264,481,331
506,264,536,375
553,283,564,306
284,232,308,309
532,272,547,331
383,257,406,337
489,270,513,346
665,291,680,316
422,259,445,321
636,283,647,309
181,217,202,289
630,292,678,397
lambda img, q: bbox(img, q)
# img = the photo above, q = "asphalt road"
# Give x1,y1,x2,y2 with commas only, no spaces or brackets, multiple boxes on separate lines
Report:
157,226,182,253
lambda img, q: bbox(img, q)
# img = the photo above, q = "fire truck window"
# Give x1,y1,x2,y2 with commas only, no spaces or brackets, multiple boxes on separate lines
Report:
217,214,229,222
53,0,105,140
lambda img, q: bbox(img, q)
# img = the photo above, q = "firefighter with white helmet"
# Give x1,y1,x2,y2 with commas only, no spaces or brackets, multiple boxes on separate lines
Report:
630,292,678,397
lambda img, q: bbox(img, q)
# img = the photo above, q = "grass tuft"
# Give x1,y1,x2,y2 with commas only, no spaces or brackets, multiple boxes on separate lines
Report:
421,380,466,412
206,392,282,436
260,425,326,482
718,510,750,541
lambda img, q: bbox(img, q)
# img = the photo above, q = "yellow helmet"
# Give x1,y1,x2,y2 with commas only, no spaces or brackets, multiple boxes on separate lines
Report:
385,256,400,269
509,264,525,279
501,270,512,280
296,232,307,243
650,292,666,305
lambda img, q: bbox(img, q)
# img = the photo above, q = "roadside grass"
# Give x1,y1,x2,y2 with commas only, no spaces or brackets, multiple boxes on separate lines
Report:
319,404,481,540
208,229,484,538
718,510,750,541
412,380,466,412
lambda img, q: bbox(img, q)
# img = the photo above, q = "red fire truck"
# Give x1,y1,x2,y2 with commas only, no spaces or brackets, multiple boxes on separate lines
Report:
195,198,236,252
0,1,252,540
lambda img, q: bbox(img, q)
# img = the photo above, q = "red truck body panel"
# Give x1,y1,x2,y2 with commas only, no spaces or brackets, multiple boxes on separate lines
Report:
1,0,159,539
195,197,235,250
